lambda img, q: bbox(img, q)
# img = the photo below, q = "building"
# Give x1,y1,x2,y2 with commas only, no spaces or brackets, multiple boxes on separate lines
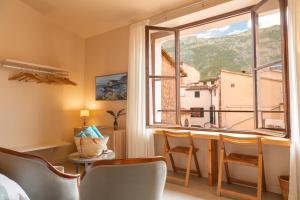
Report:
158,49,187,124
218,69,284,130
180,68,284,130
180,80,219,128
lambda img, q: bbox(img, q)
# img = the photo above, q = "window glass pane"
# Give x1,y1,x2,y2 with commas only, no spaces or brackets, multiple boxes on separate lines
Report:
221,112,254,130
179,14,253,81
219,70,254,130
194,91,200,98
190,107,204,118
257,0,282,67
149,78,176,125
176,14,254,130
256,64,285,130
149,30,176,76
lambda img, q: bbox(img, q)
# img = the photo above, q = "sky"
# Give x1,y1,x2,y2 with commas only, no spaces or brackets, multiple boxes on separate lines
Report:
196,12,280,39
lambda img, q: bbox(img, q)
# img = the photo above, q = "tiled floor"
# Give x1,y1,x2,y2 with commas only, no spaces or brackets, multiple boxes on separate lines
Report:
60,161,282,200
164,173,281,200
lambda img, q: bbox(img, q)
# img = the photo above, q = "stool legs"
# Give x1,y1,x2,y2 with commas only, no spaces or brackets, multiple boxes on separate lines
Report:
163,131,201,188
257,154,263,200
224,162,231,184
164,148,177,173
75,164,80,174
169,154,177,173
184,147,193,187
193,151,202,177
262,160,267,192
217,150,265,200
217,148,225,196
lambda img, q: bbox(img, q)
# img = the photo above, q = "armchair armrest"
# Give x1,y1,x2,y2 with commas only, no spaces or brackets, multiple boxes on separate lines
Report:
0,147,80,200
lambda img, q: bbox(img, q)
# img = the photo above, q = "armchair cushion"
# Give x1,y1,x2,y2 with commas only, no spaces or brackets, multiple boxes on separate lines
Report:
0,173,30,200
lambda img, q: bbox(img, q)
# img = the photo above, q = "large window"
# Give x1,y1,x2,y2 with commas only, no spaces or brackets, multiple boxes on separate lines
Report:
146,0,289,137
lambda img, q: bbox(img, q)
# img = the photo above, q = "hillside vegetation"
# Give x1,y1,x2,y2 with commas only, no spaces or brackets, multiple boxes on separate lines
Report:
162,25,281,80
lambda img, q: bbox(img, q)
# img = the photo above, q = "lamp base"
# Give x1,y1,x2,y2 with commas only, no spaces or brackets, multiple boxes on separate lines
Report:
82,117,88,127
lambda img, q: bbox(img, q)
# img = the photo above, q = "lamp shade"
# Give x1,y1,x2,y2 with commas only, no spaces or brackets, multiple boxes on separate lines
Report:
80,110,90,117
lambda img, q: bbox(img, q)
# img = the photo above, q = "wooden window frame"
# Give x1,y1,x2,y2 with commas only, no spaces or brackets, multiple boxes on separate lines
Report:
145,27,180,125
145,0,290,138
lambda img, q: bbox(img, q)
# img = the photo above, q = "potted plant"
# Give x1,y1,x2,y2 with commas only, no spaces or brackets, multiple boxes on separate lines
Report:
106,109,126,130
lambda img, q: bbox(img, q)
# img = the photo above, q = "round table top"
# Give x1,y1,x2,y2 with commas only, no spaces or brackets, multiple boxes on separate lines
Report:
68,151,115,164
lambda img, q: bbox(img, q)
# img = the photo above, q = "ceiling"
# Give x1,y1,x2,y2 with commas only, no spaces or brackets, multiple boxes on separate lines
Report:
158,0,260,27
19,0,201,38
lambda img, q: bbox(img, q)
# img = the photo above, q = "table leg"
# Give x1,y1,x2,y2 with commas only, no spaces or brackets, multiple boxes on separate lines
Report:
85,162,89,170
208,139,218,186
75,164,80,174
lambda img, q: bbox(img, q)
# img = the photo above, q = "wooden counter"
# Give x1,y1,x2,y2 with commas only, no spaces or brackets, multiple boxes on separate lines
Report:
154,129,290,146
153,128,290,186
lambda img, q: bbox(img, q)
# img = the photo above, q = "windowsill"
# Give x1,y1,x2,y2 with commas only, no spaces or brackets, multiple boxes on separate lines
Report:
150,126,290,147
147,125,288,138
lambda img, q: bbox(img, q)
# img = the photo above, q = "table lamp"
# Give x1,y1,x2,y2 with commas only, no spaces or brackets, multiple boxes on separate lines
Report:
80,109,90,127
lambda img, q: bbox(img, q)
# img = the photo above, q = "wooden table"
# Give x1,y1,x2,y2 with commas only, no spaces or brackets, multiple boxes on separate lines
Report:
68,151,115,173
153,129,290,186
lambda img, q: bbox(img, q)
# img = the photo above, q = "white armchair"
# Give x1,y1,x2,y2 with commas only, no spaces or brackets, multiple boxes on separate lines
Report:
0,147,80,200
80,157,167,200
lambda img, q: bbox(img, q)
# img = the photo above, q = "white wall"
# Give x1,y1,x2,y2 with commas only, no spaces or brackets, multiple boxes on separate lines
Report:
0,0,85,163
84,26,129,129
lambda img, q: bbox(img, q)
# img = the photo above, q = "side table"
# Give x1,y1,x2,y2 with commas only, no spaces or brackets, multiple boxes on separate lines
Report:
68,151,115,173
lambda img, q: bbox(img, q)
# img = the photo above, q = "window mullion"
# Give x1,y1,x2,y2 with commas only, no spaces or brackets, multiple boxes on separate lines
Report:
146,26,178,126
251,10,259,129
175,29,181,125
279,0,290,136
145,26,150,126
151,35,157,124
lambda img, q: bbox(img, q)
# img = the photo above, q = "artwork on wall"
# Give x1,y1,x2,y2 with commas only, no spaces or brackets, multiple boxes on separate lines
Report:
96,73,127,100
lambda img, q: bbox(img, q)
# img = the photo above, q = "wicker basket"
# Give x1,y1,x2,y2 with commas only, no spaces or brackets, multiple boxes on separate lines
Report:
74,136,109,158
278,175,289,200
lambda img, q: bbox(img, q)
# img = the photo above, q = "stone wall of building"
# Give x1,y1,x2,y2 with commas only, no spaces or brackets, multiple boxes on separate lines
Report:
160,52,177,124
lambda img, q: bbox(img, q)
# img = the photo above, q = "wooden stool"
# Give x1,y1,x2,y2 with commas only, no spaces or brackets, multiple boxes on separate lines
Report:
163,131,201,187
217,135,266,200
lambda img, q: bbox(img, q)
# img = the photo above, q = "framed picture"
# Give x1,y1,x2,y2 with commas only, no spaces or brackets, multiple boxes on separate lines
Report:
96,73,127,100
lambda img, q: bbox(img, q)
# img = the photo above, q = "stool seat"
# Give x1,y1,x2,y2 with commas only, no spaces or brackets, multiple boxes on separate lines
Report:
217,135,266,200
169,146,199,154
225,153,258,167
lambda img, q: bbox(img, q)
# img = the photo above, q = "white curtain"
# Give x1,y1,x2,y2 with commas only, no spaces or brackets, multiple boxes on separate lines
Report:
288,0,300,199
126,20,155,158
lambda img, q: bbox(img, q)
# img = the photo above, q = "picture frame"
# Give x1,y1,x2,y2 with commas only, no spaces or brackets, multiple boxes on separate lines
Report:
95,72,127,100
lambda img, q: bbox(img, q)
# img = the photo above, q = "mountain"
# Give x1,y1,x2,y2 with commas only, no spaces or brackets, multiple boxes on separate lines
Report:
162,25,281,80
